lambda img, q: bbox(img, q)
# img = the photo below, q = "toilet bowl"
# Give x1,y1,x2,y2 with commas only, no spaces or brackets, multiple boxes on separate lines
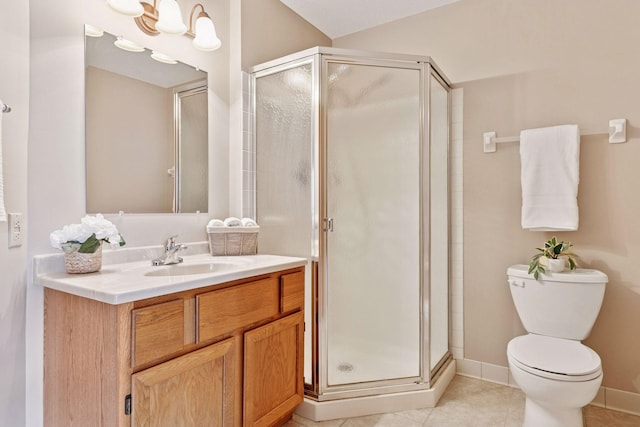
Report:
507,334,602,427
507,265,608,427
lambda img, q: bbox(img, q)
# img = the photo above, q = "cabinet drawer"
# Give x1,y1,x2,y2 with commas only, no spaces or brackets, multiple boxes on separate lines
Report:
280,271,304,313
197,277,279,343
132,300,185,368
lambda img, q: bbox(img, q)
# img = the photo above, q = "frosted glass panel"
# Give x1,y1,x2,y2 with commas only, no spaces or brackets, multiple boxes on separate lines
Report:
178,88,208,213
255,64,313,257
254,63,314,384
325,63,421,385
429,74,450,371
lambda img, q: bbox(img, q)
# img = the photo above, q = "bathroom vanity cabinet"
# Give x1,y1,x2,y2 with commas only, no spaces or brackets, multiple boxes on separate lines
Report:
43,266,305,427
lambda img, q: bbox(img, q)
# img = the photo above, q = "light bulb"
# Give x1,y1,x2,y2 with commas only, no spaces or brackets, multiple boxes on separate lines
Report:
193,16,221,51
155,0,187,35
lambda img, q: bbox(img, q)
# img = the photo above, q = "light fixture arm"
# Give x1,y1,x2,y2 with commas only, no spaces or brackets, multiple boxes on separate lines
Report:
134,0,161,35
187,4,209,38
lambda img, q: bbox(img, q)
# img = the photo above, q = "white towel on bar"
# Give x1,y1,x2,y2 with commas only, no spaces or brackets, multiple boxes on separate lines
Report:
0,102,7,222
520,124,580,231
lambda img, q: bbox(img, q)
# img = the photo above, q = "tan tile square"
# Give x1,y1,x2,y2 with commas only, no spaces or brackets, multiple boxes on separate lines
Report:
504,388,525,427
341,410,430,427
584,404,640,427
292,413,346,427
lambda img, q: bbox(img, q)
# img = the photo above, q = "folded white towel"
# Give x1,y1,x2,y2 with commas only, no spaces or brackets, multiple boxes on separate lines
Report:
241,218,258,227
223,217,242,227
520,124,580,231
207,219,224,227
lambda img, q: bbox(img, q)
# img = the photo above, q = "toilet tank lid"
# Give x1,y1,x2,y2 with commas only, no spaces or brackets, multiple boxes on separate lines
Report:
507,264,608,283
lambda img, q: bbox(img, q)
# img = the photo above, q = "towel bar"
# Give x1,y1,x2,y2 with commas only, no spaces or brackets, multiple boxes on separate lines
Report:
483,119,627,153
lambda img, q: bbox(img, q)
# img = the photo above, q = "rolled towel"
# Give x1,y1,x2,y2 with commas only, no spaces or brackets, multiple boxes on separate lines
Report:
207,219,224,227
241,218,258,227
223,217,242,227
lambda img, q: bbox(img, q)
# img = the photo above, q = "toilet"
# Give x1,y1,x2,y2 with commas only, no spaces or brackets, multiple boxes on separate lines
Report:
506,264,608,427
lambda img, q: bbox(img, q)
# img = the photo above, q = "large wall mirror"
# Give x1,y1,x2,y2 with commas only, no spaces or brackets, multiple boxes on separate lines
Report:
85,28,208,214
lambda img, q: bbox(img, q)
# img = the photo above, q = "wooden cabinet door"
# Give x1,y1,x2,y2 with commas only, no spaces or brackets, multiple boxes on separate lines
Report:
243,312,304,427
132,337,238,427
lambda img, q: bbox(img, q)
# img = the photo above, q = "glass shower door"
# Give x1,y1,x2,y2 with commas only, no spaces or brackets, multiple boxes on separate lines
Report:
254,60,315,385
324,61,422,386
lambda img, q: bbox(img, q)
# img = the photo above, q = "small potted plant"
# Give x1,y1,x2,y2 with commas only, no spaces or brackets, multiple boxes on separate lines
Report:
528,236,577,279
50,214,125,273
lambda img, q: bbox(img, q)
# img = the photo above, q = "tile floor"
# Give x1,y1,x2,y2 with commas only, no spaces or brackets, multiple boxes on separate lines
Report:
285,375,640,427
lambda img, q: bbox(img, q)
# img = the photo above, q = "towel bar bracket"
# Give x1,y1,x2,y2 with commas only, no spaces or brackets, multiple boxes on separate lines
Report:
609,119,626,143
483,132,497,153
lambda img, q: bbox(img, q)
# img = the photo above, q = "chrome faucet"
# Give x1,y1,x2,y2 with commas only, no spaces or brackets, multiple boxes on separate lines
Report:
151,236,187,266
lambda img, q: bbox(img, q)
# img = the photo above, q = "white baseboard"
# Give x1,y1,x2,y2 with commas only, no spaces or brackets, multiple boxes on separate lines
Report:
456,358,640,416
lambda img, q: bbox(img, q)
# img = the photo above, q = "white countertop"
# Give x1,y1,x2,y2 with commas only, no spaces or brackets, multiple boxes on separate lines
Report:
36,253,308,305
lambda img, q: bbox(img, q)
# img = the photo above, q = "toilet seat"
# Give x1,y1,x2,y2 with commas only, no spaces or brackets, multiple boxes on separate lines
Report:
508,334,602,382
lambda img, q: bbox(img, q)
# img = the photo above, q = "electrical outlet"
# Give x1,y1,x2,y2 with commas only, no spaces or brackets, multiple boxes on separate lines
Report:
8,213,24,248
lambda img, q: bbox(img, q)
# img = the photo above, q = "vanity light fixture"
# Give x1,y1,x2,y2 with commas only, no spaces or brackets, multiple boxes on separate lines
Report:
107,0,221,51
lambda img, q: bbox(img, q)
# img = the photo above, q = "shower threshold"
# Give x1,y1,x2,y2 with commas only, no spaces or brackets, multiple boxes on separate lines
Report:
296,359,456,421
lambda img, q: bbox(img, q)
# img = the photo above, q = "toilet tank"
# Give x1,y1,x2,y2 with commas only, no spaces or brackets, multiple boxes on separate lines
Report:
507,265,608,340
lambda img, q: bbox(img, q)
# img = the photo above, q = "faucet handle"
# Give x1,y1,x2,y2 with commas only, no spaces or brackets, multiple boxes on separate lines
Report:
165,235,179,250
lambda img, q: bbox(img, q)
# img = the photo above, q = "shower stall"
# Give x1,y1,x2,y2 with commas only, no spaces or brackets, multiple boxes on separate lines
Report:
249,47,452,417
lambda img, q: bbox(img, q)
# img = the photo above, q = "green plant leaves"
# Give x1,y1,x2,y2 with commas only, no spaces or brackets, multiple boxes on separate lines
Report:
78,234,101,253
528,236,578,279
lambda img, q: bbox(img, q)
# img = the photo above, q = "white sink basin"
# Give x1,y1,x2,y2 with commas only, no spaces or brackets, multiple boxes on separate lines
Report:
144,261,245,277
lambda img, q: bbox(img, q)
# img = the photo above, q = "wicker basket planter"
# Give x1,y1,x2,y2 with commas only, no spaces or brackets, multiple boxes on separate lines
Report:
64,244,103,274
207,226,259,256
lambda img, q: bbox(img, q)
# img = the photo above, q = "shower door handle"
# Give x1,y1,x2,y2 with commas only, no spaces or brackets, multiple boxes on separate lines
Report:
323,217,334,232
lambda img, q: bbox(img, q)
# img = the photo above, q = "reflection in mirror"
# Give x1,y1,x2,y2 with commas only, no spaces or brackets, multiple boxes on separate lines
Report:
85,29,208,214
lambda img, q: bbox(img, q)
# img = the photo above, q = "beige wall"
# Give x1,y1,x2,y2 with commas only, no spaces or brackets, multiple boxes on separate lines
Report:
241,0,331,69
335,0,640,394
86,67,174,213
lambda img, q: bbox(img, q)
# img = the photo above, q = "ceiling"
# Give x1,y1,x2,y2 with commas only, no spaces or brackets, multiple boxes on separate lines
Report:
280,0,461,39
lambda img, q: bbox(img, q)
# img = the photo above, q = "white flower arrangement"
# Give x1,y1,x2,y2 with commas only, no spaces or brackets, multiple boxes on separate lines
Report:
50,214,126,254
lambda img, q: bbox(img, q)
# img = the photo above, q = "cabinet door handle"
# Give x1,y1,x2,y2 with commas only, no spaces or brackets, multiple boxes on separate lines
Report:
323,218,334,232
125,394,132,415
